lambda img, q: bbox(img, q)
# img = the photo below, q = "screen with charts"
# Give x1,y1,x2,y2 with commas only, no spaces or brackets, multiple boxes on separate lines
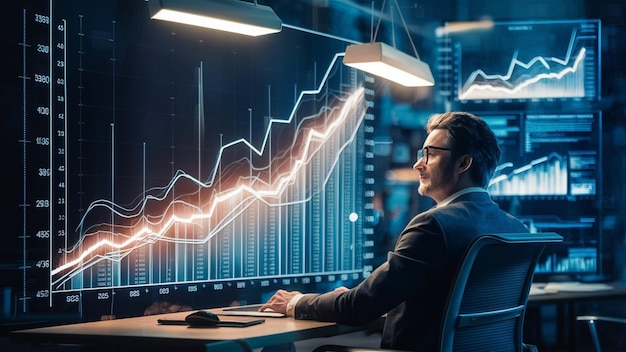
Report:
439,19,600,103
481,112,603,278
486,112,600,198
5,0,378,321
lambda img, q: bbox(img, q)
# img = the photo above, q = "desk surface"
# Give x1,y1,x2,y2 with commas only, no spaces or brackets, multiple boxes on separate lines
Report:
12,282,626,351
10,307,376,351
528,281,626,305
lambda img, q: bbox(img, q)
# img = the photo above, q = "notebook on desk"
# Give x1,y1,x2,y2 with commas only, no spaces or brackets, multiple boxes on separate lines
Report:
157,317,265,327
219,304,286,318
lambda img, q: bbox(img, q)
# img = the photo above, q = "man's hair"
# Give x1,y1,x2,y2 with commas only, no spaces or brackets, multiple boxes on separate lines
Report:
426,111,500,188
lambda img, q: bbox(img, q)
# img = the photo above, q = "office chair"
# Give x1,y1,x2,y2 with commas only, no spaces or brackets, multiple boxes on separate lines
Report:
312,232,563,352
576,315,626,352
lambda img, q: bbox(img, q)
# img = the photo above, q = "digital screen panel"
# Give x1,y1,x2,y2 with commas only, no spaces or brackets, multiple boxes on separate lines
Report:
7,0,377,320
440,19,600,103
485,112,600,199
521,213,600,276
482,112,603,277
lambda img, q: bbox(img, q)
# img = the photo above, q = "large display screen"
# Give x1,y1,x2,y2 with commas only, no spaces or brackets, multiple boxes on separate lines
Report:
482,112,603,277
439,19,601,103
6,0,376,320
439,19,606,280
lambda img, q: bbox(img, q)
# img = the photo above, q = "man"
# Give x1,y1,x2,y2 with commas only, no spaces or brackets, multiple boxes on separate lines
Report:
259,111,529,351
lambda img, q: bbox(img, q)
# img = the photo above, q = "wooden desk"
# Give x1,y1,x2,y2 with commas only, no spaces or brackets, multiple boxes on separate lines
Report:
10,307,379,351
527,281,626,351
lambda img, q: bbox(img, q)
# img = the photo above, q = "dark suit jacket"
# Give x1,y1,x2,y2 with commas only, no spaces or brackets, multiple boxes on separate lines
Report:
293,191,529,351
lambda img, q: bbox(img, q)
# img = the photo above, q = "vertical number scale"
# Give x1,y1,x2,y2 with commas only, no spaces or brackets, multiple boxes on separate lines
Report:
50,16,68,298
21,0,62,312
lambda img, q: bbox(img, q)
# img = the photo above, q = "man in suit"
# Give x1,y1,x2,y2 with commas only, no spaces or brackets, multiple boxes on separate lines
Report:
260,111,529,351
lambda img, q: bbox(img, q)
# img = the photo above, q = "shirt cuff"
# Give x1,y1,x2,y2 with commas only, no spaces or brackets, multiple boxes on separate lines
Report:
286,293,304,317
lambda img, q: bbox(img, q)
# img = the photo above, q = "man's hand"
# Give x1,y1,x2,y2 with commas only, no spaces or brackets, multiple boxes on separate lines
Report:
333,286,349,293
259,289,302,315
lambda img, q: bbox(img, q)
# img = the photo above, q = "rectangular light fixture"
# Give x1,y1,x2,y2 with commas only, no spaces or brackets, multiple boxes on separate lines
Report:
343,42,435,87
148,0,282,37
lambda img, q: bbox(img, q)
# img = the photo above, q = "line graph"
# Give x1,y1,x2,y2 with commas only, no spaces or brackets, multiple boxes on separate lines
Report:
443,19,600,102
483,112,599,199
459,39,586,100
50,52,370,291
488,152,568,196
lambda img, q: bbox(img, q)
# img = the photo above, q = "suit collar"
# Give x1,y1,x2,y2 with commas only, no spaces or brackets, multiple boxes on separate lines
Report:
437,187,488,208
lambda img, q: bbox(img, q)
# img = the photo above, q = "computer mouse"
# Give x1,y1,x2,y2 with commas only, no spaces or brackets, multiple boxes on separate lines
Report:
185,311,221,327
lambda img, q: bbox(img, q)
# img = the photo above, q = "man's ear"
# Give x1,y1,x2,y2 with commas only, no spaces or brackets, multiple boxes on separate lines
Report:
458,155,473,173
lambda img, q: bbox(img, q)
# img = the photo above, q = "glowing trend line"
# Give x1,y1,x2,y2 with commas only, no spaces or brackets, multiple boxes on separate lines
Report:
464,29,578,86
51,83,365,278
52,93,365,284
74,53,347,232
207,53,348,185
68,102,349,250
72,97,353,241
459,29,586,99
488,152,565,187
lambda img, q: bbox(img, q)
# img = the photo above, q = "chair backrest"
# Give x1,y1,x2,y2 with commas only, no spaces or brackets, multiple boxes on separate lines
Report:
439,232,563,352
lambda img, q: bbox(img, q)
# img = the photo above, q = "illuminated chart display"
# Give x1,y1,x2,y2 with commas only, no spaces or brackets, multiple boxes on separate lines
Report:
440,19,600,102
523,215,599,275
485,112,601,198
12,0,376,315
52,71,369,292
482,112,603,276
535,246,598,274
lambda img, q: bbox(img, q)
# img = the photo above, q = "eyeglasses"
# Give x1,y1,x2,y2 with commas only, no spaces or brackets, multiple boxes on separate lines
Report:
417,146,453,165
